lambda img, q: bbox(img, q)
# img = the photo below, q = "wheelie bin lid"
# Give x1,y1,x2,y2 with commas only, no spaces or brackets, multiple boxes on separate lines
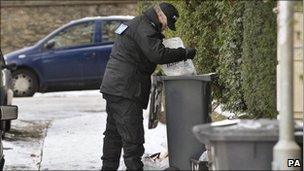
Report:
160,73,217,82
193,119,303,143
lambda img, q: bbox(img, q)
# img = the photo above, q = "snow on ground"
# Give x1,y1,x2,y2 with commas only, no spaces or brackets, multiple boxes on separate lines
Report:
3,90,168,170
214,104,237,119
143,111,167,155
40,112,105,170
4,140,42,170
34,90,101,98
40,110,168,170
142,118,169,170
3,119,50,170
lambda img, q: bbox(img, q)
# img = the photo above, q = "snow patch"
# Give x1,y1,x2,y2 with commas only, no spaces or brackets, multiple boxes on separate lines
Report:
34,90,101,98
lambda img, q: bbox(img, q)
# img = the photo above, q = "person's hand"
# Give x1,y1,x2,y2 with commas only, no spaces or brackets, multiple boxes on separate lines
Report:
185,48,197,60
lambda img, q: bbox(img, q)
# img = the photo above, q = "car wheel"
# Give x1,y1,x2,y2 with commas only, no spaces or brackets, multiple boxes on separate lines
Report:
0,156,4,171
12,69,38,97
0,121,11,132
5,121,11,131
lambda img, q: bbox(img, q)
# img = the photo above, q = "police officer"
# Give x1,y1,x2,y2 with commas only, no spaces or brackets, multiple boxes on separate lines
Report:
100,2,196,170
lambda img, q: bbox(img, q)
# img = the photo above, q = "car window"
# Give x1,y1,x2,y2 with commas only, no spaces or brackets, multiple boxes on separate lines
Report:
48,21,94,49
102,20,122,43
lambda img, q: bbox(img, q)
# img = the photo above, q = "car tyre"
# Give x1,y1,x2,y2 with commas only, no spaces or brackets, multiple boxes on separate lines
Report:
0,121,11,132
3,121,10,132
0,156,4,171
12,69,38,97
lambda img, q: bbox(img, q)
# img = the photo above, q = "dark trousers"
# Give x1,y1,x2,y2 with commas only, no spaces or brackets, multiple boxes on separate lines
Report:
101,94,144,170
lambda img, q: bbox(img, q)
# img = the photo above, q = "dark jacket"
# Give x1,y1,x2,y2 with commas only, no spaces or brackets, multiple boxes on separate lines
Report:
100,8,188,109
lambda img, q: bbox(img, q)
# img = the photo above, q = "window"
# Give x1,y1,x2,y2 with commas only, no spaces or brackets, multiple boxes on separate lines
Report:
102,20,122,42
48,21,94,49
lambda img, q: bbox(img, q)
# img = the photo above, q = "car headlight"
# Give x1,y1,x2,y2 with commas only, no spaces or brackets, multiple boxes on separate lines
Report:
1,71,6,86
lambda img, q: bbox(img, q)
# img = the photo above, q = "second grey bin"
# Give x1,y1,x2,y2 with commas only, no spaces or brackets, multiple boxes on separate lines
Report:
193,119,303,170
161,74,216,170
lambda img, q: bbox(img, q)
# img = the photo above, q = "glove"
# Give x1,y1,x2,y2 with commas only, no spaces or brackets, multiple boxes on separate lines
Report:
185,48,197,60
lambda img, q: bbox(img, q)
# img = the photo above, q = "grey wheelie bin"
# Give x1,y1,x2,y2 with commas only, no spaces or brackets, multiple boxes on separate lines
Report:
161,73,216,170
193,119,303,170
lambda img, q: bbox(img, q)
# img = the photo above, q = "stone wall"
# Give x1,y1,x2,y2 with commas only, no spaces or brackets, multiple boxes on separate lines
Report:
0,1,137,54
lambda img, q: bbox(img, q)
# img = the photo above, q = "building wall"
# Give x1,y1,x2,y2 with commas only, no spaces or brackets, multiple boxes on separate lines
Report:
293,11,303,122
0,1,137,54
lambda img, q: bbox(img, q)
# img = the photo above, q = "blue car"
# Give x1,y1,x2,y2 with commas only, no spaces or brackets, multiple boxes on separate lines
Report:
4,16,133,97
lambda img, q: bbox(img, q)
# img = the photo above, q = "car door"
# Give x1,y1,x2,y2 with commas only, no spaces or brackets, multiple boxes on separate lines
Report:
38,21,96,88
82,19,124,86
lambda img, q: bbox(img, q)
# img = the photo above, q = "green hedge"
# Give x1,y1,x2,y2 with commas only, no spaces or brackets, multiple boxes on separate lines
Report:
242,1,277,118
216,1,247,113
137,1,277,118
137,0,158,14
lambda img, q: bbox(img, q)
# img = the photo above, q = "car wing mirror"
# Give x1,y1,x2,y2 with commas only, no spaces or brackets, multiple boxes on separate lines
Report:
5,63,17,71
45,40,55,49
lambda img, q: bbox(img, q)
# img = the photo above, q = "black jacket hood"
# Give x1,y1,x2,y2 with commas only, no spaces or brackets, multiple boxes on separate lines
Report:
143,7,162,33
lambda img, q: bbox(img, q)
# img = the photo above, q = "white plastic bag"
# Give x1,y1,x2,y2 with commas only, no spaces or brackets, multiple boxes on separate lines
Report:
160,37,197,76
